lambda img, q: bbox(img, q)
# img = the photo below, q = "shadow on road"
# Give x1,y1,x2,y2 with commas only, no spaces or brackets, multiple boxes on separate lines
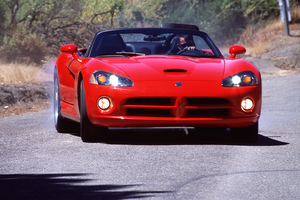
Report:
0,174,169,200
94,128,289,146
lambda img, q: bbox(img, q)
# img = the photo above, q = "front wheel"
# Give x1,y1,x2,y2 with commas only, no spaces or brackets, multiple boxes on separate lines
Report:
80,80,108,142
230,122,258,143
54,70,79,133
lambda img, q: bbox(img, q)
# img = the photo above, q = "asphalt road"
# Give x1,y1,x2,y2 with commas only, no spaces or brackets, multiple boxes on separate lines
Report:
0,72,299,200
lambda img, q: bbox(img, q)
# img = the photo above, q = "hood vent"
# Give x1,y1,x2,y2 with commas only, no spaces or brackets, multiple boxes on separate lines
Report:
164,69,187,73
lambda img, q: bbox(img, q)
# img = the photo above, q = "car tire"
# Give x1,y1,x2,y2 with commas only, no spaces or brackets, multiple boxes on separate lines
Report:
230,122,258,143
54,69,79,133
80,80,108,142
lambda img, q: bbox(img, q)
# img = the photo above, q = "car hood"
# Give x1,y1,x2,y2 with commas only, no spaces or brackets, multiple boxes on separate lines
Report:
99,55,225,82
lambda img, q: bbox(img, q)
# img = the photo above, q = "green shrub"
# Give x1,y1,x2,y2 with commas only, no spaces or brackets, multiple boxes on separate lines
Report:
0,27,48,65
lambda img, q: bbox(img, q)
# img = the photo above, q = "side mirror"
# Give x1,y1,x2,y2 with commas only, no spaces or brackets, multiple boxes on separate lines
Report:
60,44,82,62
60,44,78,54
229,45,246,59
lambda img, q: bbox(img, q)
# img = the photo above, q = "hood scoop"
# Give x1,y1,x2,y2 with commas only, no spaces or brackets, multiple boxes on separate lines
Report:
164,69,187,73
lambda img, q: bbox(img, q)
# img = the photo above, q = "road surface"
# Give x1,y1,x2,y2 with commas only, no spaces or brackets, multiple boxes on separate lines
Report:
0,72,299,199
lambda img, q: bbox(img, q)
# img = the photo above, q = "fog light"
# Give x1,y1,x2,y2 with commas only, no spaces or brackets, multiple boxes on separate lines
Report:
241,98,254,112
98,97,111,110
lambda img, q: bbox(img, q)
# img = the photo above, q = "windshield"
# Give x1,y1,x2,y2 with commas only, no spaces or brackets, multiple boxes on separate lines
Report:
88,28,222,58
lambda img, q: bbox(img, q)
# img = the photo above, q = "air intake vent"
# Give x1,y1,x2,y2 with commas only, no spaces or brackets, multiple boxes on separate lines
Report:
164,69,187,73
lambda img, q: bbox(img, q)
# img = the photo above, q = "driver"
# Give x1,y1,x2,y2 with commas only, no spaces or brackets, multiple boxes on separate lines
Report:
166,34,196,55
177,35,196,51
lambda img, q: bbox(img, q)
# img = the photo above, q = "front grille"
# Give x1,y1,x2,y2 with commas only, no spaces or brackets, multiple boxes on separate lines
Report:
126,108,171,117
122,97,231,118
125,97,175,106
187,97,229,105
185,98,230,118
187,108,229,118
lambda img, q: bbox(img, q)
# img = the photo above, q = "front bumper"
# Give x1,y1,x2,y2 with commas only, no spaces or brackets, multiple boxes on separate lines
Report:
84,80,261,128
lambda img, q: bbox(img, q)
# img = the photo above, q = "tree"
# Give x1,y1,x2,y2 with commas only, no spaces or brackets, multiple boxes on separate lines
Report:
0,1,6,44
82,0,123,30
0,0,284,64
119,0,168,27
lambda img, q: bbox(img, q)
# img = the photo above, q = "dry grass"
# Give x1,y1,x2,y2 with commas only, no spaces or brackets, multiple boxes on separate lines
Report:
238,19,285,56
238,6,300,56
0,62,52,84
290,5,300,24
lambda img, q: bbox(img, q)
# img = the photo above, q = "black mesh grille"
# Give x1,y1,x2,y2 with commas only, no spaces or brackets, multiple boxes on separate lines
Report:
126,108,172,117
123,97,231,118
125,97,175,106
186,108,229,117
187,98,229,105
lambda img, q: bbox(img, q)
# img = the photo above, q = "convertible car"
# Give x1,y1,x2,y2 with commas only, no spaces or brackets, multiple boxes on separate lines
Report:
54,23,261,142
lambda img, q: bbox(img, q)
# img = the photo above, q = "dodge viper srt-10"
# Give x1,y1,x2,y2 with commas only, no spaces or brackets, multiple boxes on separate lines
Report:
54,23,261,142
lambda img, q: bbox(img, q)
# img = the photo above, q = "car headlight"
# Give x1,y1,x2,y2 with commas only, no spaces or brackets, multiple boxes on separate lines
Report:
222,71,259,87
90,71,133,87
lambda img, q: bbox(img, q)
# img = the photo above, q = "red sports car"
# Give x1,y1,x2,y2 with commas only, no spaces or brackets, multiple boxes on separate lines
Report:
54,23,261,142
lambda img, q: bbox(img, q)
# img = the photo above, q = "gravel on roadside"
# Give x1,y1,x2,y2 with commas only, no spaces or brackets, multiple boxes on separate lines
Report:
0,82,52,118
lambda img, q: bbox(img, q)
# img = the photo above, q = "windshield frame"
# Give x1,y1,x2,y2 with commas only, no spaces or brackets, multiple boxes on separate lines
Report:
86,28,223,59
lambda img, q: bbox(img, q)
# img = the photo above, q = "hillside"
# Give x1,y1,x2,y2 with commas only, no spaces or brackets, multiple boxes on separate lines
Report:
259,28,300,70
244,23,300,71
0,23,300,118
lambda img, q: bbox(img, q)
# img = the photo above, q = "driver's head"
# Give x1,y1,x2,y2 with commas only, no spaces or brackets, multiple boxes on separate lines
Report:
177,35,195,50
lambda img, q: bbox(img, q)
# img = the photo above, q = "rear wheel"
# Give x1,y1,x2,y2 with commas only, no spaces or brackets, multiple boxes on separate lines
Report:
80,80,108,142
230,122,258,143
54,70,79,133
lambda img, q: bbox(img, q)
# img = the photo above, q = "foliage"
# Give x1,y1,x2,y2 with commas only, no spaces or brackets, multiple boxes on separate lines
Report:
119,0,168,27
162,0,281,44
0,0,299,64
0,27,47,65
82,0,123,29
0,1,6,43
119,0,284,44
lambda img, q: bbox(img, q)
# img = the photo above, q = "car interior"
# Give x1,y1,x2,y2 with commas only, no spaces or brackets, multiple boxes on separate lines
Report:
83,30,216,58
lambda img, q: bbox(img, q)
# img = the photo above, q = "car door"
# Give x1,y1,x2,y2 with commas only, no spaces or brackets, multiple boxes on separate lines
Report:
59,55,82,106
